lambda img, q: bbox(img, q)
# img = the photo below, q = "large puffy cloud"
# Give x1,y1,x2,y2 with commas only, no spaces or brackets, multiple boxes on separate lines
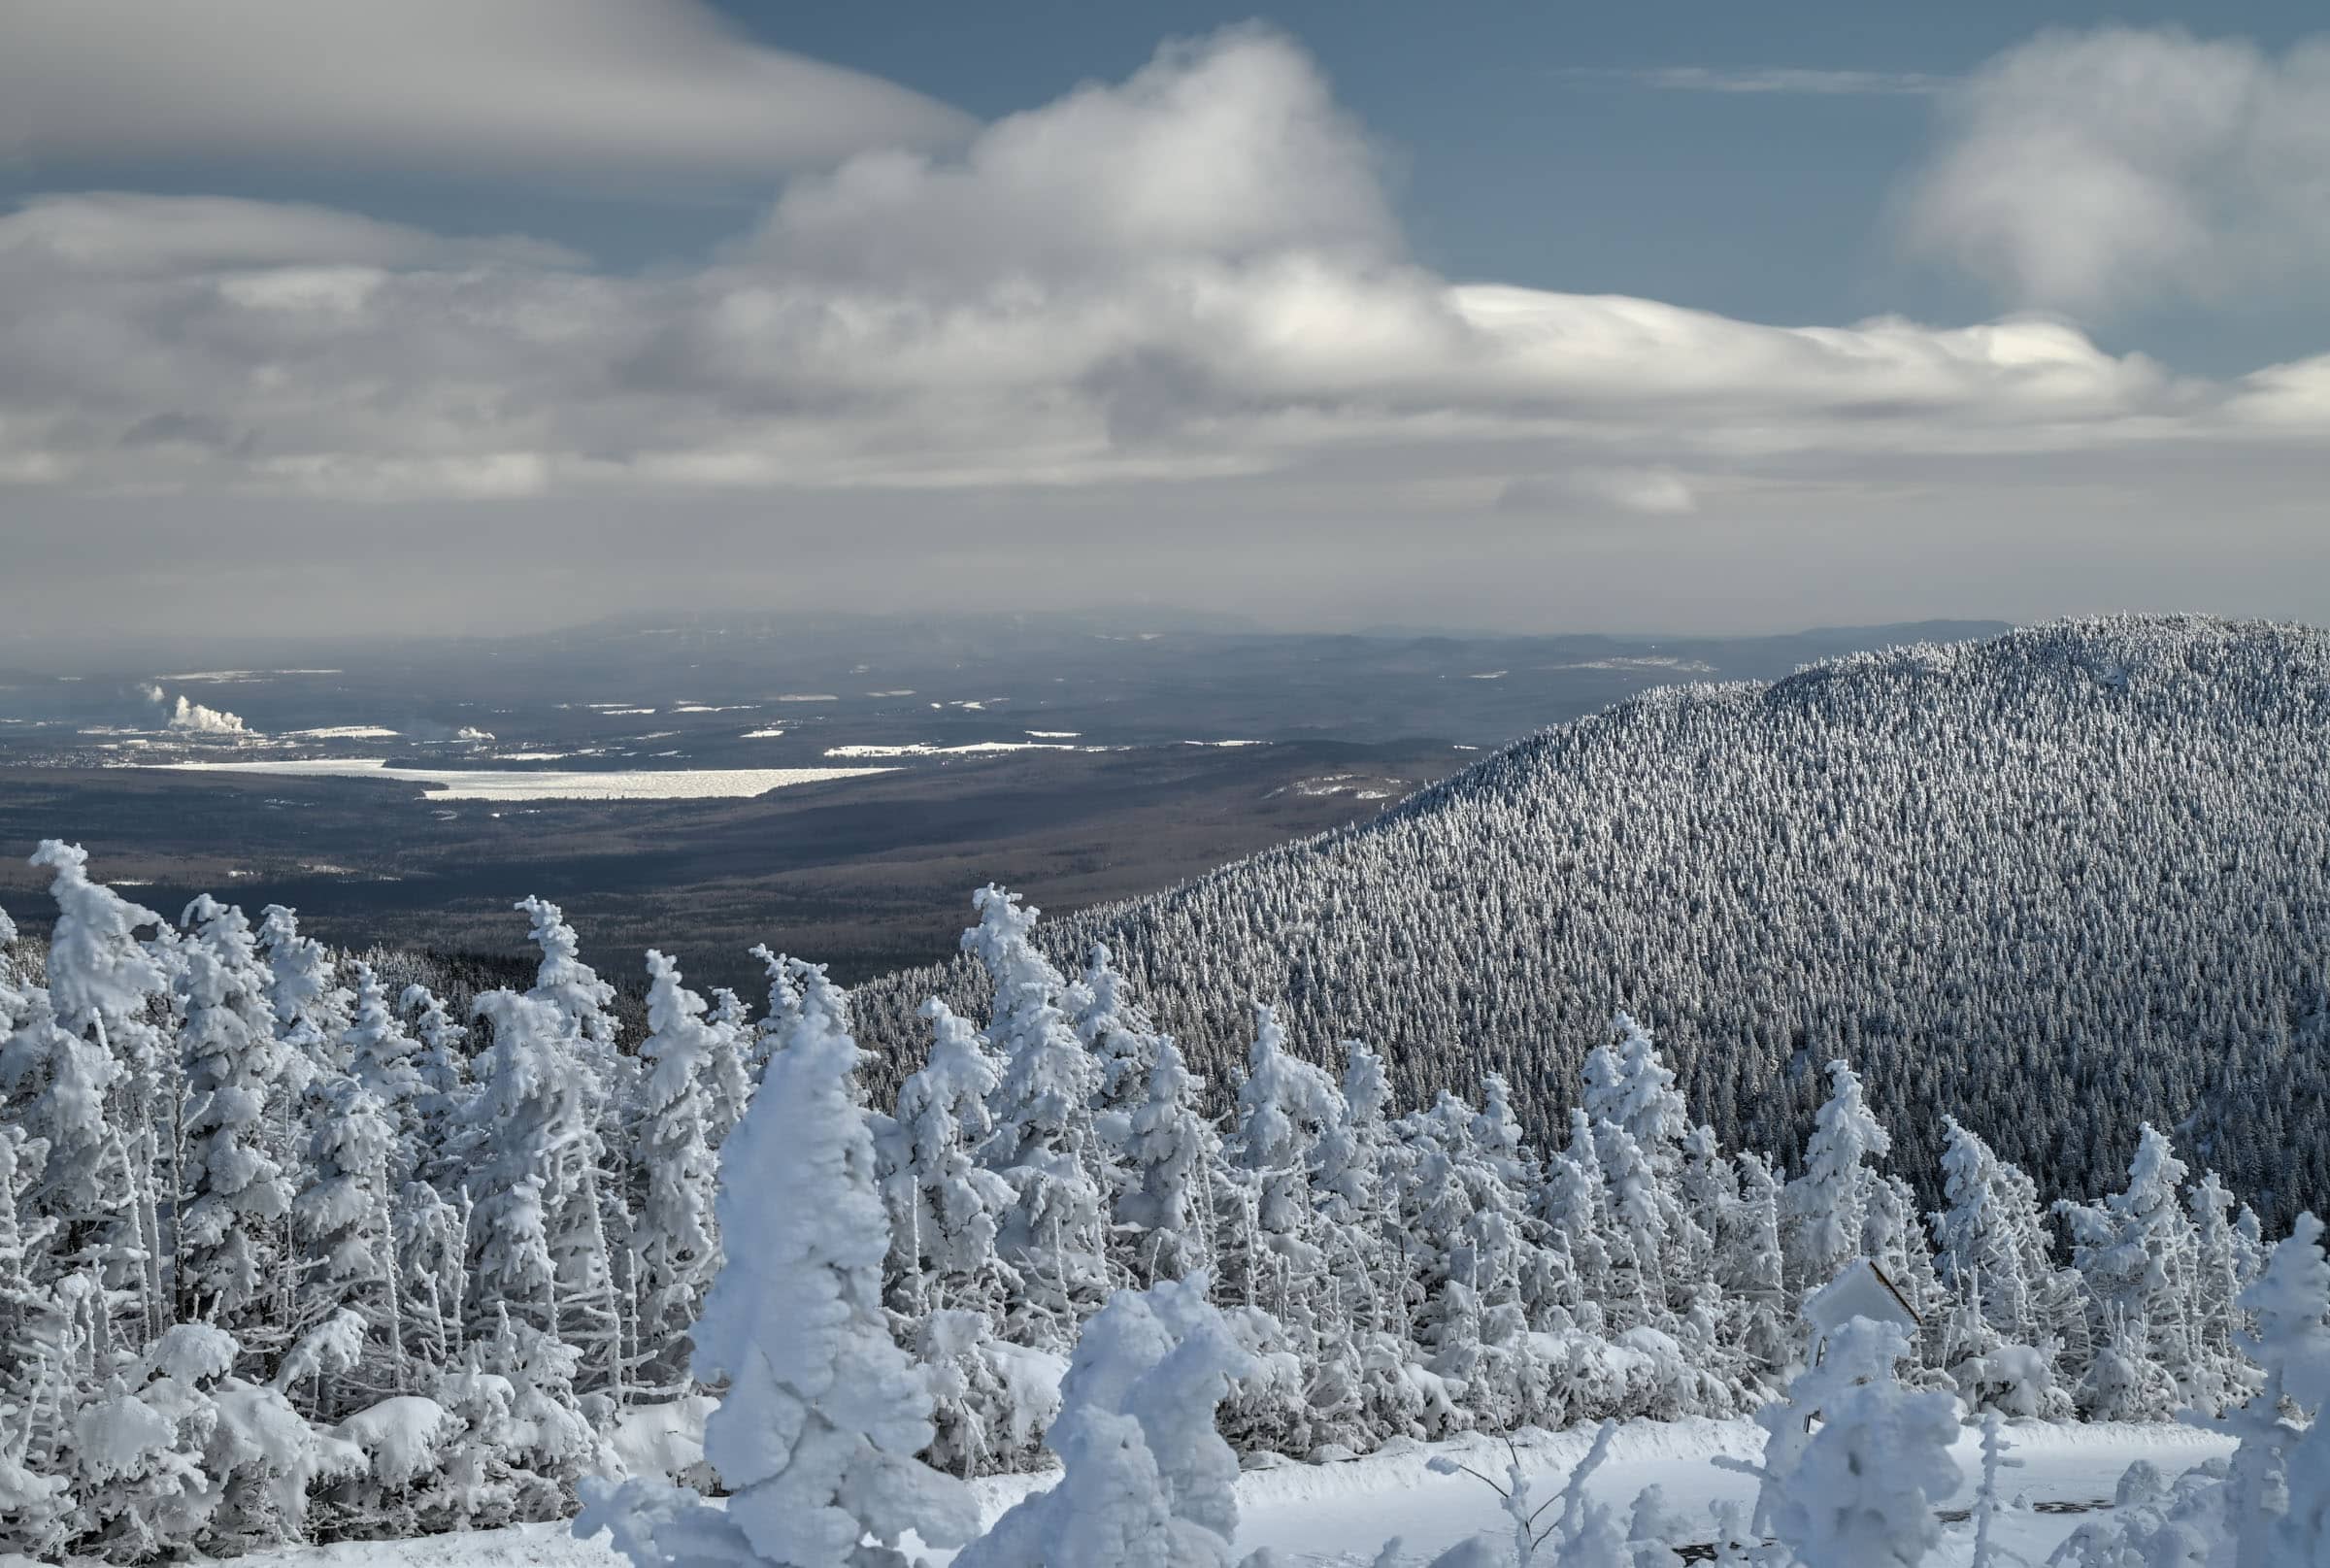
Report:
0,0,972,179
1,28,2327,638
1900,26,2330,313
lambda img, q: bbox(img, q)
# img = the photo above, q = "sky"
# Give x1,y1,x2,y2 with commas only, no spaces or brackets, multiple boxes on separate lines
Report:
3,1,2328,646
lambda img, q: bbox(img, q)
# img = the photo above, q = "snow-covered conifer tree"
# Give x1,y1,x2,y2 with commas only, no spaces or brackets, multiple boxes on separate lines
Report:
466,990,622,1398
883,997,1013,1318
955,1273,1257,1568
345,963,425,1156
0,1124,72,1561
294,1070,406,1417
974,926,1109,1349
175,894,295,1339
2189,1169,2259,1414
629,951,722,1393
746,944,800,1068
701,986,756,1151
1722,1317,1959,1566
257,904,349,1083
2058,1123,2202,1419
398,982,469,1148
1224,1004,1338,1334
1781,1059,1890,1299
1116,1037,1217,1289
575,956,977,1568
2218,1211,2330,1568
1075,940,1161,1120
35,841,176,1349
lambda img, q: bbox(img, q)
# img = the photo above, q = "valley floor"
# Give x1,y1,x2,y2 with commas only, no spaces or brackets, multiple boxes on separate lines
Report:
211,1418,2233,1568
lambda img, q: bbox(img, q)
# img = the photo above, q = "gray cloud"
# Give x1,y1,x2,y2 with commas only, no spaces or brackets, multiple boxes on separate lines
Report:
0,0,974,179
1899,27,2330,314
0,27,2326,642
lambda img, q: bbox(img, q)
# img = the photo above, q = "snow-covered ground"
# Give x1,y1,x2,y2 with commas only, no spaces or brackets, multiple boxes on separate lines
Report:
824,740,1114,757
145,758,893,800
209,1418,2230,1568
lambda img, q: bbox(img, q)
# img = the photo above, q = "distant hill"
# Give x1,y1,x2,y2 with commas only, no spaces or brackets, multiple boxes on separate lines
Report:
855,616,2330,1224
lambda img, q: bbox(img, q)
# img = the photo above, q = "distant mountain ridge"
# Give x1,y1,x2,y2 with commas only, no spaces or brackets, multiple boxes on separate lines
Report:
854,614,2330,1223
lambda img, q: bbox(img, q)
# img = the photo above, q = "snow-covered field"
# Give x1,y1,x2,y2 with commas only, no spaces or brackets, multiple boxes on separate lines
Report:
211,1418,2230,1568
146,758,892,800
824,740,1113,757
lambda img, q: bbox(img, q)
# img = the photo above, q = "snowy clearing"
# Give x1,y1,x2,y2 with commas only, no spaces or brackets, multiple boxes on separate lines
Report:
162,669,343,682
283,725,401,740
209,1418,2229,1568
145,758,891,800
824,741,1111,757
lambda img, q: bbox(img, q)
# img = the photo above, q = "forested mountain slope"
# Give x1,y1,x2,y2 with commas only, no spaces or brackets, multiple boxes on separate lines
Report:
856,616,2330,1222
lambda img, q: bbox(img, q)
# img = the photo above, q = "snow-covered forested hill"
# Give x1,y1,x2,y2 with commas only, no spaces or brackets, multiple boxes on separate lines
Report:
854,615,2330,1225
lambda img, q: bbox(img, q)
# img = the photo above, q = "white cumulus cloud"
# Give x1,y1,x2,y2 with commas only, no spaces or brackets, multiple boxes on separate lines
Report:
1900,26,2330,313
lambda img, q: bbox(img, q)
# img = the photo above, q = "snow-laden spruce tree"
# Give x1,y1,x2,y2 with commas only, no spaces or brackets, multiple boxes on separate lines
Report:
748,943,801,1068
2057,1123,2201,1420
2218,1211,2330,1568
257,903,349,1083
517,896,622,1066
882,998,1012,1321
1934,1118,2043,1346
1580,1017,1723,1340
398,982,469,1154
1782,1060,1890,1300
1074,940,1161,1123
466,989,623,1399
955,1272,1257,1568
175,894,295,1340
1933,1119,2081,1416
35,840,177,1350
1116,1037,1218,1290
576,959,978,1568
0,941,124,1301
701,986,757,1151
345,963,425,1162
631,951,723,1393
961,885,1066,1062
2188,1169,2261,1415
1224,1004,1338,1335
1766,1318,1961,1568
1583,1015,1687,1173
1314,1042,1399,1318
1722,1150,1791,1378
973,953,1109,1346
292,1068,407,1417
1539,1110,1614,1336
1718,1316,1960,1568
0,1123,72,1562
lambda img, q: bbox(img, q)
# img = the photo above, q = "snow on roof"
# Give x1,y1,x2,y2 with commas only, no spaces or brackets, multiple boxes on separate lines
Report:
1802,1257,1921,1338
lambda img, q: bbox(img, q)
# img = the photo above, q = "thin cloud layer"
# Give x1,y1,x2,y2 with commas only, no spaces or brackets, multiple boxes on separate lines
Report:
0,0,974,179
1901,26,2330,314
